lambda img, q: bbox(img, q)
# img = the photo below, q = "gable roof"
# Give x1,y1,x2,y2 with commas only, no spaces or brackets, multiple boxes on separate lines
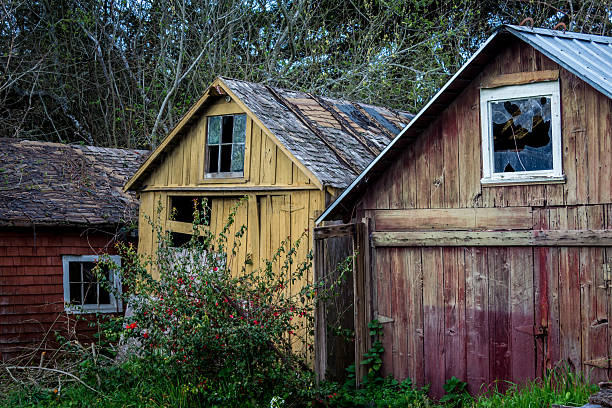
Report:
124,77,412,191
318,24,612,222
0,139,149,227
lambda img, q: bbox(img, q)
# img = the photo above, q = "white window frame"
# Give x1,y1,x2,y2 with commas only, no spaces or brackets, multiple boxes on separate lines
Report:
480,81,564,186
62,255,123,314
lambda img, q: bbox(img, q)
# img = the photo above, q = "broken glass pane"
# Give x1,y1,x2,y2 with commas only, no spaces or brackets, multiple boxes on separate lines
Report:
233,114,246,143
220,145,232,172
222,116,234,143
231,144,245,172
491,96,552,173
208,116,221,144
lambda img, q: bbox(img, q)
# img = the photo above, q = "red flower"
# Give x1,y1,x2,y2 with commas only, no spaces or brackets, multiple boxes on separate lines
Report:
143,332,149,339
213,267,218,271
125,322,137,330
229,314,234,318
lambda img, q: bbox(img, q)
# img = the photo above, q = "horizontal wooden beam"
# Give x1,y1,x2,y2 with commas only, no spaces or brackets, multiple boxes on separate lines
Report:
143,185,320,192
373,207,533,232
481,69,559,89
314,223,355,240
371,230,612,247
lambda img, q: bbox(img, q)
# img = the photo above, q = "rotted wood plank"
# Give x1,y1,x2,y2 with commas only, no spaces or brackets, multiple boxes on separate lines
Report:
481,70,559,89
373,207,533,231
371,230,612,247
314,223,355,240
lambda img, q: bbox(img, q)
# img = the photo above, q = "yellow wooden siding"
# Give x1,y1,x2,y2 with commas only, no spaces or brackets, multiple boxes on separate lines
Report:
137,190,326,280
139,99,314,189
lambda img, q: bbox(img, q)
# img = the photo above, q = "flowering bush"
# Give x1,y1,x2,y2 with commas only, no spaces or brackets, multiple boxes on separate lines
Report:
99,197,334,405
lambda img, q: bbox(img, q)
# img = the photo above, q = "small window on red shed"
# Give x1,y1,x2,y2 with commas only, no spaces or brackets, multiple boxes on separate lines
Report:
62,255,122,313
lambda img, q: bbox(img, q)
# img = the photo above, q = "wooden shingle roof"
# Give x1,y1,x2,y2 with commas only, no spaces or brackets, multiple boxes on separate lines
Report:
125,77,412,191
0,139,149,227
223,78,413,188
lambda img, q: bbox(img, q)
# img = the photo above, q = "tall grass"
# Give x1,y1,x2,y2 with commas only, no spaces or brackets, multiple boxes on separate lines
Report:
470,366,597,408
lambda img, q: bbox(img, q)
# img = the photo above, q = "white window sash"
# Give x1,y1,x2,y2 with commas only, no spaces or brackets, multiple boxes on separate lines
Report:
480,81,563,185
62,255,123,314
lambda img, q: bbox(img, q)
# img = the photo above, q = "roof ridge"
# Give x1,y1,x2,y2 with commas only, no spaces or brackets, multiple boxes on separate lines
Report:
505,24,612,44
220,77,412,116
1,138,148,154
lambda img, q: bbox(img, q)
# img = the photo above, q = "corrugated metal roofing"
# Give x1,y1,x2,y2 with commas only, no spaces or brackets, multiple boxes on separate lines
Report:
318,24,612,222
506,25,612,100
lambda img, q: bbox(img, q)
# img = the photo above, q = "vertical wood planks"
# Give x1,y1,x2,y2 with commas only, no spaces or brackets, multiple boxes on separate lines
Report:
457,82,481,208
443,247,467,383
488,247,511,388
389,160,403,209
429,126,444,208
558,207,582,369
391,248,409,379
249,121,262,184
416,136,431,209
465,247,489,392
422,247,445,397
276,146,293,185
261,133,277,185
509,247,535,383
400,145,416,209
442,104,460,208
580,205,608,382
560,70,583,205
376,248,394,377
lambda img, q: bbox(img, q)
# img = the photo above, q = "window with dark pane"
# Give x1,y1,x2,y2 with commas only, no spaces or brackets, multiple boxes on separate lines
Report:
67,261,112,306
169,196,210,225
490,96,552,173
206,114,246,175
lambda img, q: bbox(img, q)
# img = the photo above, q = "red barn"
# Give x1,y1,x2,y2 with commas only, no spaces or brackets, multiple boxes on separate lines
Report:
316,25,612,395
0,139,148,360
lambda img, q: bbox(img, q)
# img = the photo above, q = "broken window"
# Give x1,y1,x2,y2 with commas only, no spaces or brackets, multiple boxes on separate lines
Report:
62,255,122,313
206,114,246,176
480,81,563,184
491,97,552,173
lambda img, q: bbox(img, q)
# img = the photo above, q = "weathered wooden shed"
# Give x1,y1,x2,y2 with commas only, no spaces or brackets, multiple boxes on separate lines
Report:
124,77,411,282
0,139,147,360
316,25,612,396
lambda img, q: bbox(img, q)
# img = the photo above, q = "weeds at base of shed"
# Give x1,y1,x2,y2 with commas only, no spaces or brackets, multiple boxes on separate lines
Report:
470,366,596,408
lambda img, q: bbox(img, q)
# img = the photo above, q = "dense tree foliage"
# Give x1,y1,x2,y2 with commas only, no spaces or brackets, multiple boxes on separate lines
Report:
1,0,610,148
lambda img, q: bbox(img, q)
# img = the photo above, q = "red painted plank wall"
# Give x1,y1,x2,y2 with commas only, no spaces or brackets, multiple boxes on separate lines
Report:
0,227,122,360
